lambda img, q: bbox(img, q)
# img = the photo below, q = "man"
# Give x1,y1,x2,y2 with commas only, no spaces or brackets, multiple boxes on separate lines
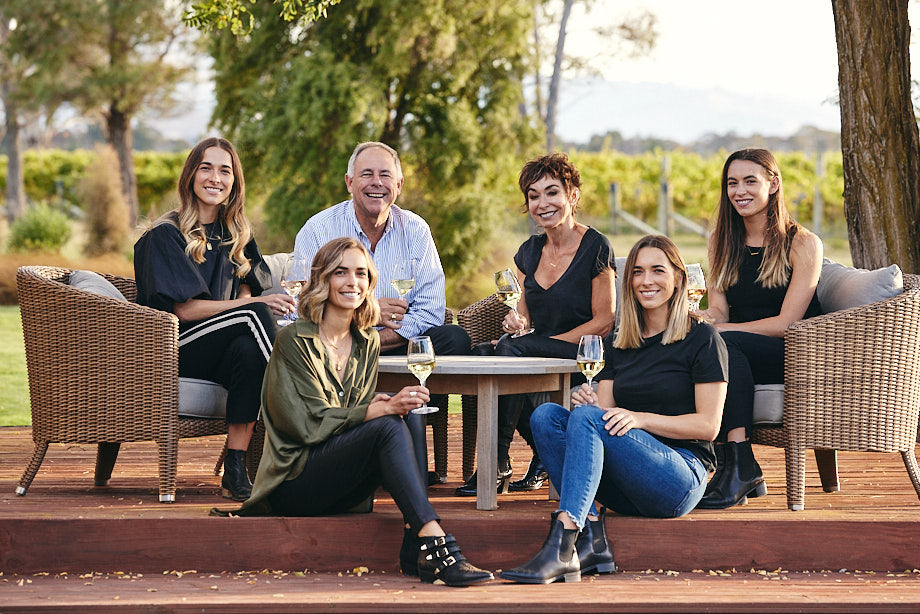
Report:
293,141,471,484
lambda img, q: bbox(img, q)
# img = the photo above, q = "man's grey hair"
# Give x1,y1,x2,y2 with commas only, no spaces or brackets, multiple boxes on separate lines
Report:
346,141,403,180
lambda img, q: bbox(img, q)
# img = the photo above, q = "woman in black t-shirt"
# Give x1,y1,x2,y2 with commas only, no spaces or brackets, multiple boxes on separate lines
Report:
696,149,822,510
456,153,616,497
501,235,728,585
134,137,296,501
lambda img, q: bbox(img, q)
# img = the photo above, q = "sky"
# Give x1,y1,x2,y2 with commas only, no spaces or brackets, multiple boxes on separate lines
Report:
151,1,919,145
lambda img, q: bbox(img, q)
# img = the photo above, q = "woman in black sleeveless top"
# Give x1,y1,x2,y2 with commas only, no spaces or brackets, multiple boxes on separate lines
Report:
696,148,823,509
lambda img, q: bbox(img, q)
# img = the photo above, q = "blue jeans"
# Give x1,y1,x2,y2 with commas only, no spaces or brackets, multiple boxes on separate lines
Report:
531,403,708,528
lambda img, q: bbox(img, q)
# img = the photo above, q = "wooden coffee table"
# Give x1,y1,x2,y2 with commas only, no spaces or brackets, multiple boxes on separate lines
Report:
377,356,577,510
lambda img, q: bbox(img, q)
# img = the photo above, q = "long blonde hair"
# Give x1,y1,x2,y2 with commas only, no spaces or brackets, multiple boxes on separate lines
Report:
710,148,801,292
614,235,694,349
300,238,380,330
168,137,253,278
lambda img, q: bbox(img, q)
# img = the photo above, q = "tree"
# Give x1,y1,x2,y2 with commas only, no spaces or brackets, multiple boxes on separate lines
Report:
531,1,657,151
208,0,539,280
184,0,341,35
832,0,920,272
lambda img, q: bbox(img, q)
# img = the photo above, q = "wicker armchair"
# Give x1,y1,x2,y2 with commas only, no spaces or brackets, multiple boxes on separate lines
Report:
16,266,231,502
456,294,510,479
752,273,920,510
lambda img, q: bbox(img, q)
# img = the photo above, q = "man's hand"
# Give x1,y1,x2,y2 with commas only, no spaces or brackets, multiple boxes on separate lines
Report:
378,297,408,330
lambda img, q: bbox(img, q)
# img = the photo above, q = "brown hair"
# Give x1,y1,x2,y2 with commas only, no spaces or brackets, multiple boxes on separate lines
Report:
709,148,801,291
299,237,380,330
517,153,582,213
168,137,253,277
614,235,694,349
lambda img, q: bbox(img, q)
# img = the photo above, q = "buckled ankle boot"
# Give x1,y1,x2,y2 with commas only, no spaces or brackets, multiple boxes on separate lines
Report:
400,527,420,577
417,534,494,586
509,456,548,492
576,508,616,575
454,459,512,497
499,512,581,584
221,449,253,501
696,440,766,509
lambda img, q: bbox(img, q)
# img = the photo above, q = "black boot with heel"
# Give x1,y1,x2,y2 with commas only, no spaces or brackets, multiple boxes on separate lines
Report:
576,507,616,574
499,512,581,584
509,456,548,492
696,440,766,509
417,534,494,586
221,449,253,501
454,459,512,497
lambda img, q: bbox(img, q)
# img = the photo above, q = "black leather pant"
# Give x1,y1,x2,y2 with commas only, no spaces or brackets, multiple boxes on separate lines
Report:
719,331,785,440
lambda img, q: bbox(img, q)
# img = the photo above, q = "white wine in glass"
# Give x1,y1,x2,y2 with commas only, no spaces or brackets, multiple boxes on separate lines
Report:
494,268,534,337
278,257,308,326
576,334,604,405
407,336,438,414
390,259,416,298
686,263,706,312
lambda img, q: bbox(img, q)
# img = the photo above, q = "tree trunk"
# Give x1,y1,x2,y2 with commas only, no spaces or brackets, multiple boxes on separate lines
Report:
544,0,574,152
106,105,139,225
1,82,26,223
832,0,920,272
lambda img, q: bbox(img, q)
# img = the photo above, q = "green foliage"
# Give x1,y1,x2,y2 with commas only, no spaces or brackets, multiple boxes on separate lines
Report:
0,306,29,426
210,0,540,280
184,0,341,35
78,146,130,256
8,202,72,252
0,150,185,217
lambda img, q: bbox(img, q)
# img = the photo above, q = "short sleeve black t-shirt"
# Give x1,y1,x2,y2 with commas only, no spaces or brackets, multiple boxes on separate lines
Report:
134,215,271,316
513,227,615,337
598,321,728,470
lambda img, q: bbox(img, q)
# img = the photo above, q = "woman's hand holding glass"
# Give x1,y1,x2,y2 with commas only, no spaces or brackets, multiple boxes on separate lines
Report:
495,268,534,337
686,263,706,313
407,336,438,414
278,257,308,326
571,382,599,407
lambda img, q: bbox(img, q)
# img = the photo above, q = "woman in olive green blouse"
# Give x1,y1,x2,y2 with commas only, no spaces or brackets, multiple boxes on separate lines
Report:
238,237,492,587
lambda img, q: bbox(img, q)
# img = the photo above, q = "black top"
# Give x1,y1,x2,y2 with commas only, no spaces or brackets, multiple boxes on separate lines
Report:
513,227,615,337
597,322,728,471
134,213,271,319
725,245,821,323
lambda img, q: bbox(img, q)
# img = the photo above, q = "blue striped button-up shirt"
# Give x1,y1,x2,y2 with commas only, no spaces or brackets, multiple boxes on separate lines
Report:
293,200,446,340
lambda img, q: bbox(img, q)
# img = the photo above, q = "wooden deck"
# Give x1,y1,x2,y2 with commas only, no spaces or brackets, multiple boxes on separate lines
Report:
2,418,920,612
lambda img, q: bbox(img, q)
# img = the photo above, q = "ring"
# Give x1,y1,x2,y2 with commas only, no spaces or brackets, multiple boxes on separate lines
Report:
391,313,398,321
409,391,417,397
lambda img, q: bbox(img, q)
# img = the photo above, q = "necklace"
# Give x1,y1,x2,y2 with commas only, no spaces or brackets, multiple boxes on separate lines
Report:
204,220,225,251
318,328,350,372
747,245,763,256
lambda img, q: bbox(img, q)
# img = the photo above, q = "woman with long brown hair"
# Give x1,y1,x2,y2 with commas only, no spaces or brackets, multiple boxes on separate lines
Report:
232,237,492,586
134,137,296,501
696,148,823,509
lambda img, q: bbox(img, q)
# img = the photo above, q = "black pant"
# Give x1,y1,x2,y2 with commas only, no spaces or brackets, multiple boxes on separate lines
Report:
267,415,440,534
719,331,785,440
178,303,277,424
492,333,581,467
381,323,472,477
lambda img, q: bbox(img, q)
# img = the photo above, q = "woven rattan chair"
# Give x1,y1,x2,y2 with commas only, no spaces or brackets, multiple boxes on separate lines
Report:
456,294,510,479
752,273,920,510
16,266,231,502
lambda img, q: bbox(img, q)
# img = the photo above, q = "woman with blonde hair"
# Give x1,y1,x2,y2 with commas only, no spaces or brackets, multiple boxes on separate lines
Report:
234,237,493,586
696,148,822,509
501,235,727,584
134,137,295,501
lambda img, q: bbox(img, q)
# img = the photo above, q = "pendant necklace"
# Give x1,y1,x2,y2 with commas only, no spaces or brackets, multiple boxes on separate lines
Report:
205,220,224,251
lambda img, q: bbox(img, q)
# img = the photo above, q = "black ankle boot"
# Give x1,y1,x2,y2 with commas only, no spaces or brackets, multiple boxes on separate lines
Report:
698,442,726,501
499,512,581,584
509,457,548,492
400,527,419,577
454,460,512,497
696,440,766,509
221,449,252,501
417,534,494,586
576,508,616,575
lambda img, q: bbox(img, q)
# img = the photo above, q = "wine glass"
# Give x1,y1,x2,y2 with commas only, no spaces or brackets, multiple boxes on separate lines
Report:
494,268,534,337
576,334,604,405
278,256,308,326
407,336,438,414
390,258,416,298
686,263,706,312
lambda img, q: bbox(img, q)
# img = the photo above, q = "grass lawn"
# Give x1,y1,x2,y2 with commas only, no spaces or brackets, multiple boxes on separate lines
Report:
0,306,30,426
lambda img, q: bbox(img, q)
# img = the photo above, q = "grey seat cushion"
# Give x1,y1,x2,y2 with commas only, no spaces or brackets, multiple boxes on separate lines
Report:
752,383,784,425
178,377,227,419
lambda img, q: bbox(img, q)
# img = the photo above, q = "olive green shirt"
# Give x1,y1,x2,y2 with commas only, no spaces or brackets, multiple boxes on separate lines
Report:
236,317,380,515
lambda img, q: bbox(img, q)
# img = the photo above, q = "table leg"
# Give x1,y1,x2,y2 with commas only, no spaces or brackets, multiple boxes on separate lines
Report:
476,377,499,511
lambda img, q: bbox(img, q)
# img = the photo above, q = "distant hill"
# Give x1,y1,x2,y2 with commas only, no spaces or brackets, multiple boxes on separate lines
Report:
562,125,841,155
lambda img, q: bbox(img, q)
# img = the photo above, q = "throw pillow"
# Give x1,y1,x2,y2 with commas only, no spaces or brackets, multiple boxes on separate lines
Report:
816,259,903,314
69,270,127,301
262,252,293,295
